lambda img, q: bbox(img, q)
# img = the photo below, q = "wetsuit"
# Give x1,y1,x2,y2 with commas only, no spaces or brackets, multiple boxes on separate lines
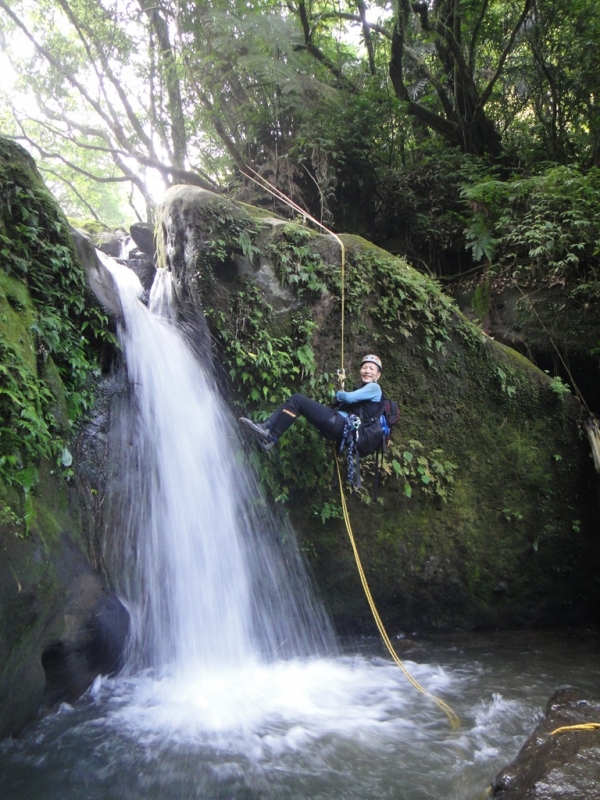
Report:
267,383,383,444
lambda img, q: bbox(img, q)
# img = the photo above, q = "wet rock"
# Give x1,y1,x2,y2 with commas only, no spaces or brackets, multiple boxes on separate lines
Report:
492,687,600,799
0,506,129,738
0,137,128,739
126,249,156,293
130,222,155,256
93,231,123,258
41,588,129,708
159,185,298,315
155,185,600,635
71,228,123,318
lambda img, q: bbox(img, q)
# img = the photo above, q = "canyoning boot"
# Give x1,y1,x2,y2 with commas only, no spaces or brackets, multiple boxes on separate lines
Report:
240,418,278,452
257,435,277,452
240,417,270,440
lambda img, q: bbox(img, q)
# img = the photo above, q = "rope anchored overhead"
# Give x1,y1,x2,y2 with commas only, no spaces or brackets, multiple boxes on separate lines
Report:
241,165,347,388
241,165,460,729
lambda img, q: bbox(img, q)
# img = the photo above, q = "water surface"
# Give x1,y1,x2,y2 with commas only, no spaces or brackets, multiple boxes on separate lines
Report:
1,630,598,800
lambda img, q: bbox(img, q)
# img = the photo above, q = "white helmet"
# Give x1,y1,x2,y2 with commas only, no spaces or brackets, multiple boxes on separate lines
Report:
361,354,382,372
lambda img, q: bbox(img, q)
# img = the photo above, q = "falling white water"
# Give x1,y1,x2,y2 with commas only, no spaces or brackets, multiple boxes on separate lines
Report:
101,255,334,675
117,234,137,260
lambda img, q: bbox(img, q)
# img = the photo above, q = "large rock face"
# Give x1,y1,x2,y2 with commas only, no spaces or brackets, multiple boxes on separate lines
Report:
157,185,600,634
0,138,127,739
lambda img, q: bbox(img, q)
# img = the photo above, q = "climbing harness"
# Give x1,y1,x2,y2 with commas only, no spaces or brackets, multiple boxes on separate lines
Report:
334,451,460,730
240,166,460,729
339,414,362,488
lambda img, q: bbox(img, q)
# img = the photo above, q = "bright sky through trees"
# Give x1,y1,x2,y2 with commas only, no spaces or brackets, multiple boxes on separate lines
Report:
0,0,599,229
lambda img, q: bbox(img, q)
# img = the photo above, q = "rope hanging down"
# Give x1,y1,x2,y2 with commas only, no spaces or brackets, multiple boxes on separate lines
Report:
335,452,460,730
240,166,459,728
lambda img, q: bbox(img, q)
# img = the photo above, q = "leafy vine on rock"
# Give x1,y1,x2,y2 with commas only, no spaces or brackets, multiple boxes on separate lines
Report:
0,145,112,518
203,217,468,509
201,202,263,264
268,225,331,297
205,278,336,504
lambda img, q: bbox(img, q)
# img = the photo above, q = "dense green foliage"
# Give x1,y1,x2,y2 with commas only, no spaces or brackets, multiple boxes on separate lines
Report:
158,188,600,633
0,140,111,519
188,201,472,508
1,0,600,240
463,164,600,297
2,0,600,433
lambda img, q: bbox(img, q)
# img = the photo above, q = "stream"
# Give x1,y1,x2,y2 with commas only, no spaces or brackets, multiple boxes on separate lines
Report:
1,630,599,799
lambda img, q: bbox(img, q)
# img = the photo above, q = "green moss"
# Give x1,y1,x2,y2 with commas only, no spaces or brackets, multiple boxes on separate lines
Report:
66,217,111,234
236,202,286,221
471,281,491,319
29,498,62,547
0,137,111,504
0,270,36,369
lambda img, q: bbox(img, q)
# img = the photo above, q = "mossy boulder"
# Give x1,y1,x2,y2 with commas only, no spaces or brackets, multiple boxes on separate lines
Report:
453,282,600,412
157,185,600,634
0,137,126,739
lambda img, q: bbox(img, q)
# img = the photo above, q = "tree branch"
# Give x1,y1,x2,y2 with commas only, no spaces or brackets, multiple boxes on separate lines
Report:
20,109,220,192
402,43,458,121
54,0,158,160
479,0,534,107
183,65,248,174
294,0,356,91
139,0,188,169
469,0,490,72
0,0,136,155
39,168,102,221
389,24,460,139
356,0,376,75
10,133,133,183
317,12,392,39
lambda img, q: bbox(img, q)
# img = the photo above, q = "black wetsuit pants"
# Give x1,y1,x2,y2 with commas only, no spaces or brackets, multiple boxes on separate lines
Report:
267,394,346,443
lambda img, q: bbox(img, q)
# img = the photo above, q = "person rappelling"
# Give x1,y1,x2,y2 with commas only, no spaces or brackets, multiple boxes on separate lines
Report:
240,354,383,451
240,355,398,489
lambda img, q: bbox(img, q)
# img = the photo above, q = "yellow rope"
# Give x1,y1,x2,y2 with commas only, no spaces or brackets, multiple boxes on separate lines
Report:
241,166,346,387
239,165,458,727
334,452,461,730
339,240,346,388
550,723,600,736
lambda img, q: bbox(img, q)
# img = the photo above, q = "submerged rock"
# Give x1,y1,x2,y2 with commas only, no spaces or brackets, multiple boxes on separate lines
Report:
492,687,600,799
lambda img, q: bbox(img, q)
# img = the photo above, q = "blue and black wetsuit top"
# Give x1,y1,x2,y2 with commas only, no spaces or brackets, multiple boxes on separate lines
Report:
335,382,382,422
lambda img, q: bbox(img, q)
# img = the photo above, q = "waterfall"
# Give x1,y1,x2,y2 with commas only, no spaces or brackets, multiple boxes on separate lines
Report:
100,256,335,676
